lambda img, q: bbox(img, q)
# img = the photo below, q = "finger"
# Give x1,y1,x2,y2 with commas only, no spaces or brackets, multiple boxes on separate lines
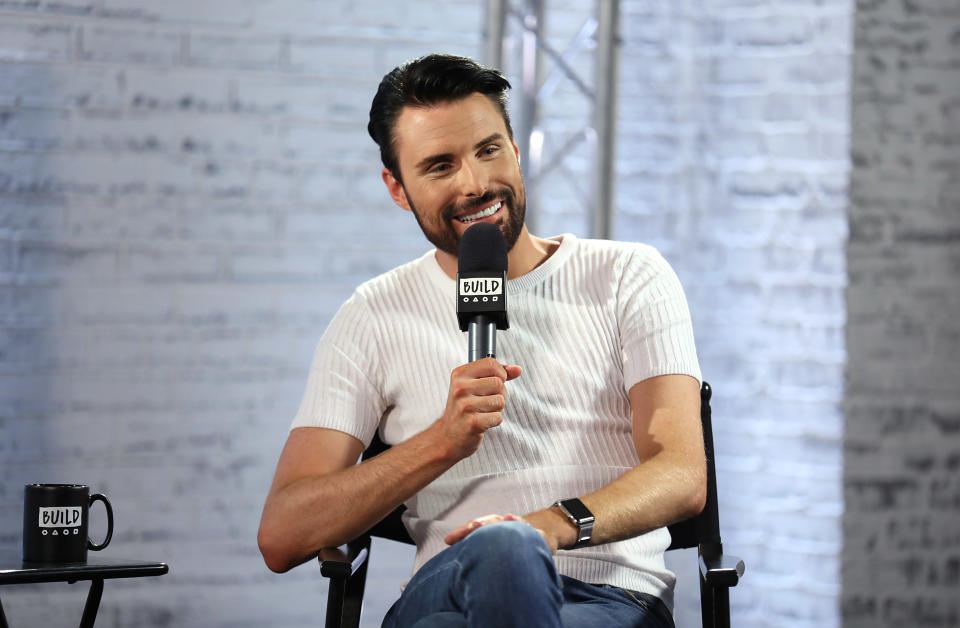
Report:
445,525,471,545
444,516,495,545
504,365,522,381
461,394,505,414
463,357,509,380
465,376,507,396
471,411,503,431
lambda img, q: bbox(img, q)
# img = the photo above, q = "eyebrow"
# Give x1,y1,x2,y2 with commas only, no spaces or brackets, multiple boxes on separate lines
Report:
413,133,507,174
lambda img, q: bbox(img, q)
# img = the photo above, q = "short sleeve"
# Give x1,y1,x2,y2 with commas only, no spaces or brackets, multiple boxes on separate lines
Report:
290,292,385,446
618,246,701,392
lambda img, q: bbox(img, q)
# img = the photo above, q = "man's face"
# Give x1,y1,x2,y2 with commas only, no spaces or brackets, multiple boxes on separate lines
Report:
384,93,526,257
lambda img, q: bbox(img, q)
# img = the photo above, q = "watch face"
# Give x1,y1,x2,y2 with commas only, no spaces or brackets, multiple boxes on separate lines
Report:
561,499,594,522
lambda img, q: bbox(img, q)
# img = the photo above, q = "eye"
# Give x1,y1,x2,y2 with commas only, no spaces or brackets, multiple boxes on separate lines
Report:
480,144,501,158
429,163,453,175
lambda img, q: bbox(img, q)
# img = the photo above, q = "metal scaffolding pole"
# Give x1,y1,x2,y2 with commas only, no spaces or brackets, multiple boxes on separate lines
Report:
592,0,619,240
483,0,621,240
484,0,507,70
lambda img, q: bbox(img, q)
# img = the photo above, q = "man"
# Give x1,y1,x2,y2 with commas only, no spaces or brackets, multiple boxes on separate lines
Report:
258,54,706,628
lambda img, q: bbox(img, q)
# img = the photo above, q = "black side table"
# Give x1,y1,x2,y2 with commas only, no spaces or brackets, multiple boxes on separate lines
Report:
0,550,168,628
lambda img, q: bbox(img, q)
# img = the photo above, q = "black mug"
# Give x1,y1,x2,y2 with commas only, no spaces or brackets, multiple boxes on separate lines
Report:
22,484,114,564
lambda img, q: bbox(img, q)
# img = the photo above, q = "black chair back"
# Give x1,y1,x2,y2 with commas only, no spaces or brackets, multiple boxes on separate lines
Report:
667,381,720,550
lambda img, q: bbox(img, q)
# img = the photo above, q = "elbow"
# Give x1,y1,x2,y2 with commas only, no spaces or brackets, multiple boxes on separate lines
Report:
687,481,707,520
258,522,294,574
678,461,708,521
687,465,708,519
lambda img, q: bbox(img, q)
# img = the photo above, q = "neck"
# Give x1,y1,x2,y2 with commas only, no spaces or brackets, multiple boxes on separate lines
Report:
435,226,559,280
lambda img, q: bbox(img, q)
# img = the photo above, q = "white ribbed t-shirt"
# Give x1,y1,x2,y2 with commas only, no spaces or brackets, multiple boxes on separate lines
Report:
292,233,701,610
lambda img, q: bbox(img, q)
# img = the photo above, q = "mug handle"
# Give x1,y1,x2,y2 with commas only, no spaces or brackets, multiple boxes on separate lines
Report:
87,493,114,551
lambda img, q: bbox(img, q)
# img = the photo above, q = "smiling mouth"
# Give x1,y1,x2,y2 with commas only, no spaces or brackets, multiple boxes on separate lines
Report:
455,201,502,224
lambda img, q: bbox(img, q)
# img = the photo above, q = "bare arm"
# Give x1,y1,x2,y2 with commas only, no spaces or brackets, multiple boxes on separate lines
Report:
446,374,706,552
257,358,521,573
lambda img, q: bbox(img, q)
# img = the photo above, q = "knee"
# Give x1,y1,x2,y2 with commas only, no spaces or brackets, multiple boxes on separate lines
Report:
464,520,549,559
457,521,561,600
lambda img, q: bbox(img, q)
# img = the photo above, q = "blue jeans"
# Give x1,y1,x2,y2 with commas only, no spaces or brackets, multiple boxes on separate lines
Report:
381,521,674,628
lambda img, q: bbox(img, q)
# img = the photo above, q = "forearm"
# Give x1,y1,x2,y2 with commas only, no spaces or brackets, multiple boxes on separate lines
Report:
260,358,520,572
526,450,707,551
258,424,454,572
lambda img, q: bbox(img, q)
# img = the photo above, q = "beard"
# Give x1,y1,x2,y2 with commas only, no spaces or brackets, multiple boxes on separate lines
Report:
405,186,526,258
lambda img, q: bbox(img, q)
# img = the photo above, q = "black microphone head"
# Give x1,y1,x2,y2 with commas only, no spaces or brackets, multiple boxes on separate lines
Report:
458,223,508,273
456,223,509,333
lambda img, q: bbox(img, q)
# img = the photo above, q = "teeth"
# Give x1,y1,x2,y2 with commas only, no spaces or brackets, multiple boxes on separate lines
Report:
457,202,501,223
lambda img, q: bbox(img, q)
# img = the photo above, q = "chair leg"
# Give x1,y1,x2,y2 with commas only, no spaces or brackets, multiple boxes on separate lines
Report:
325,576,347,628
340,554,369,628
713,587,730,628
699,577,732,628
324,539,372,628
699,575,714,628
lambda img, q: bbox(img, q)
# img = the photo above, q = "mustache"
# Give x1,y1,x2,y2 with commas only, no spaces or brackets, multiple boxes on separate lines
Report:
443,190,513,222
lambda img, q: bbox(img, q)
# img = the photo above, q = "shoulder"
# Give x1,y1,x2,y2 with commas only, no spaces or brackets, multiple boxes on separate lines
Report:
566,237,674,278
353,250,437,302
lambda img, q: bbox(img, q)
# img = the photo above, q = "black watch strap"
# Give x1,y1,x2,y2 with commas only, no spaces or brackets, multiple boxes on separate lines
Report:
553,498,595,549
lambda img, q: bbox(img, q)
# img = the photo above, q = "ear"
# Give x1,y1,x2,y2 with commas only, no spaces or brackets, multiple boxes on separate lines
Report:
382,168,412,212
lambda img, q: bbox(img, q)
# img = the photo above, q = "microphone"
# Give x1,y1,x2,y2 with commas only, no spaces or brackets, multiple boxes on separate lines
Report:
457,223,510,362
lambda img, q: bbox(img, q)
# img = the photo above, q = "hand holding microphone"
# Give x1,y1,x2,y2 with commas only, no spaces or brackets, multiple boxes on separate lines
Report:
433,223,520,460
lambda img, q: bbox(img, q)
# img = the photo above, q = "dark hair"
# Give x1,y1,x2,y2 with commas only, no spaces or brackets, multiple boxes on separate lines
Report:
368,54,513,180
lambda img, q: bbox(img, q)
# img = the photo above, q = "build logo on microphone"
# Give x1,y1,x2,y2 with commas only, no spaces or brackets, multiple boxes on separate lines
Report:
38,506,82,536
458,278,503,303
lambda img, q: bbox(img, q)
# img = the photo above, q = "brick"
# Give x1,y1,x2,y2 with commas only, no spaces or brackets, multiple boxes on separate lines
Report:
186,33,281,71
782,51,851,85
179,203,276,243
380,38,481,72
0,19,73,62
65,199,179,241
100,0,255,27
0,106,71,151
286,37,381,79
277,119,368,162
120,245,221,283
17,240,116,282
709,55,777,85
0,62,124,109
122,66,232,113
727,15,813,48
298,159,389,208
247,0,348,37
79,24,181,64
230,74,369,120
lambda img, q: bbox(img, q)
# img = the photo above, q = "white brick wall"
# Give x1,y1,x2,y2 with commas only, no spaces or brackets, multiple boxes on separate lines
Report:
0,2,478,626
514,2,851,626
0,1,867,627
844,0,960,626
613,4,849,627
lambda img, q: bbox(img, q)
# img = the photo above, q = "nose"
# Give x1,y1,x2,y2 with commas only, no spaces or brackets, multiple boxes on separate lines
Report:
457,159,488,197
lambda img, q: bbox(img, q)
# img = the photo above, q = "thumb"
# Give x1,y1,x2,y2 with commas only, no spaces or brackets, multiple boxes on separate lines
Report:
504,364,522,381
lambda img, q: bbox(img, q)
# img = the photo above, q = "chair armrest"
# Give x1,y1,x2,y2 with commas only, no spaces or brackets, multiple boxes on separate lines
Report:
319,543,370,580
699,551,745,588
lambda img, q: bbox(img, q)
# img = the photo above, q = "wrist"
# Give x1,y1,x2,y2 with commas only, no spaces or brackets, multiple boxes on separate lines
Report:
417,421,460,467
552,498,595,549
524,506,577,551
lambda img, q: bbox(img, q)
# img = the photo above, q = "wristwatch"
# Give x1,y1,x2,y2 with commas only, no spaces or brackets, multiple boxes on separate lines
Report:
553,498,595,549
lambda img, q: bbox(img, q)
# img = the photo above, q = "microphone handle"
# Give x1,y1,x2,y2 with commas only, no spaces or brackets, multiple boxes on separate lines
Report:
467,315,497,362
